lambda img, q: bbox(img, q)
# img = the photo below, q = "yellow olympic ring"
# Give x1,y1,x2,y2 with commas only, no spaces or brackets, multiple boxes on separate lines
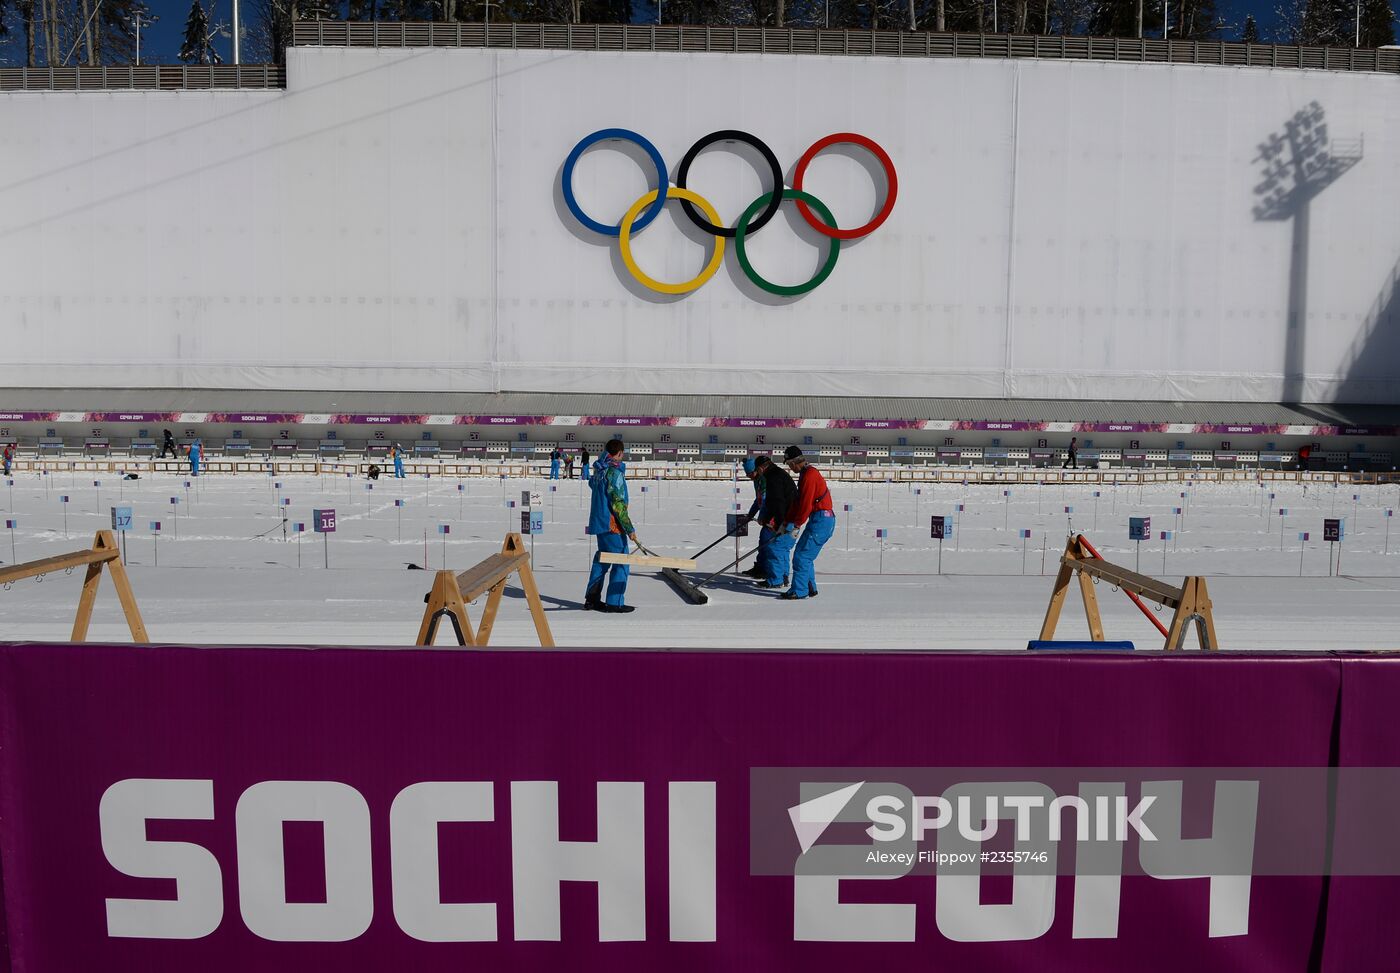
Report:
617,188,726,296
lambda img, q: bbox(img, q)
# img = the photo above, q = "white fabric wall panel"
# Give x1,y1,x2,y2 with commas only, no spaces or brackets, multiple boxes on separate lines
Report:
1,47,1398,402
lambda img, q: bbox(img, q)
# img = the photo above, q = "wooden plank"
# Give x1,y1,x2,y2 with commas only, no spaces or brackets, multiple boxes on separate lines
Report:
1037,539,1078,640
598,553,698,570
1077,569,1105,641
474,580,508,646
70,561,104,642
515,559,556,648
454,552,528,601
1066,555,1183,605
105,544,150,643
0,547,115,584
1196,578,1219,651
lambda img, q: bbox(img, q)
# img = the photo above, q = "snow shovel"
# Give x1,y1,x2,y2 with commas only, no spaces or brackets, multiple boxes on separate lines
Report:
654,522,753,605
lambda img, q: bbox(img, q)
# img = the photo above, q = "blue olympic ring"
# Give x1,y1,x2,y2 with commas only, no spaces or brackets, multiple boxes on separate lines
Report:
561,129,669,237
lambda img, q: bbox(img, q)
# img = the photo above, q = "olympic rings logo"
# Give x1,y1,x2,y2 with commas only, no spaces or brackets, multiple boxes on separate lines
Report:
561,129,897,297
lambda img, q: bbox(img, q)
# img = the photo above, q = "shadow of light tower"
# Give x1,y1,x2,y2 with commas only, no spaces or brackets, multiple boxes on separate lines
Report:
1252,102,1363,404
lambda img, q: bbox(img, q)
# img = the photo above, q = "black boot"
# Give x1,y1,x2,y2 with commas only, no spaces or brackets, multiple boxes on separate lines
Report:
584,585,603,611
600,603,636,614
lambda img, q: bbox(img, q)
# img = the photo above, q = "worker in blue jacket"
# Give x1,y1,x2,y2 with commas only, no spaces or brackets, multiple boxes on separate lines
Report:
584,439,639,614
187,439,202,477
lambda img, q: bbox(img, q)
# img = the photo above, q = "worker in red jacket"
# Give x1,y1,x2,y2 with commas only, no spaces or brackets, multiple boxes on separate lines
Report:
780,446,835,600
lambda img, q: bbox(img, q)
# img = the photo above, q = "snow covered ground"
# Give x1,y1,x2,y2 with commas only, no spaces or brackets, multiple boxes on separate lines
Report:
1,469,1397,650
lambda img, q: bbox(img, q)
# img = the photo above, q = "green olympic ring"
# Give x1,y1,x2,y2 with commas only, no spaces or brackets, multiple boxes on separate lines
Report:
733,189,842,297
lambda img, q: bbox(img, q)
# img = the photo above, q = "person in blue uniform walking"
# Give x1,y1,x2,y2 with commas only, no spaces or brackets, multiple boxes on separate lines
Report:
550,448,562,480
187,438,202,477
391,443,406,478
584,439,639,614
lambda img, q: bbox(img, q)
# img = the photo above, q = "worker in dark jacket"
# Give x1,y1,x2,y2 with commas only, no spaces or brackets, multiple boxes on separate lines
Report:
781,446,834,600
584,439,638,614
755,454,798,589
740,458,766,579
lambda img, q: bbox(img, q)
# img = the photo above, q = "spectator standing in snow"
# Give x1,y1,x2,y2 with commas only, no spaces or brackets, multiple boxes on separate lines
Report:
1062,437,1079,470
550,448,562,480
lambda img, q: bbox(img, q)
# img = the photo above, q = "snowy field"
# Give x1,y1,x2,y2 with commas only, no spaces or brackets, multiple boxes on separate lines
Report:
0,469,1397,650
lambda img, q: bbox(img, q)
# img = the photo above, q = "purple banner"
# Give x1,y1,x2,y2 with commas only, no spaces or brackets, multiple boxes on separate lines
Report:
455,416,552,427
954,421,1045,432
1190,423,1289,435
1097,422,1165,433
581,417,679,427
1,645,1392,970
1321,657,1400,972
206,413,307,425
702,417,804,429
83,413,178,424
0,412,58,422
329,414,428,426
829,419,925,430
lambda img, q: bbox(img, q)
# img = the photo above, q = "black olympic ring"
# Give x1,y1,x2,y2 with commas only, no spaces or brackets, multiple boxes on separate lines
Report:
674,130,784,239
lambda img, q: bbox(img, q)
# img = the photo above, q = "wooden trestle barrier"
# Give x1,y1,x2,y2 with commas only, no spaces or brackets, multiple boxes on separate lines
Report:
1040,534,1218,651
416,533,554,647
0,530,148,643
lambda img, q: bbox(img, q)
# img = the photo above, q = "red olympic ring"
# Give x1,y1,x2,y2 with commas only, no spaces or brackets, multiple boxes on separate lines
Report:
791,133,899,241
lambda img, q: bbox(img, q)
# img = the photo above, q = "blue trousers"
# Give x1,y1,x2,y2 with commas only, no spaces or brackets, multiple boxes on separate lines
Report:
586,532,630,607
765,528,795,586
791,513,835,597
550,461,561,480
189,456,200,476
393,458,405,478
756,525,775,578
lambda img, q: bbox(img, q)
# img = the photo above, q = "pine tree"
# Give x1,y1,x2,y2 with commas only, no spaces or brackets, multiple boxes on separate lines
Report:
1087,0,1140,37
179,0,221,63
1357,0,1395,45
1173,0,1221,38
1241,11,1259,39
1300,0,1352,45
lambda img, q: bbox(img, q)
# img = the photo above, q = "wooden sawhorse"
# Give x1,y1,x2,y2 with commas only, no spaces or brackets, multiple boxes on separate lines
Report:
416,533,554,647
0,530,148,642
1039,534,1218,650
